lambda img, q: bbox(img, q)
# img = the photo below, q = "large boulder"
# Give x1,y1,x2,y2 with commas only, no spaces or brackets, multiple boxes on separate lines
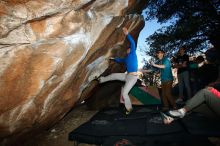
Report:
0,0,145,145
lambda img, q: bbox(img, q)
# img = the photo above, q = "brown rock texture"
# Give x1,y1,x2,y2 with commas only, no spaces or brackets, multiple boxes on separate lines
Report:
0,0,145,145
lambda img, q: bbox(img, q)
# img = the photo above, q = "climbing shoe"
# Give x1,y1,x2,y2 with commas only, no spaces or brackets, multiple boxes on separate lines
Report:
125,108,133,115
94,76,101,82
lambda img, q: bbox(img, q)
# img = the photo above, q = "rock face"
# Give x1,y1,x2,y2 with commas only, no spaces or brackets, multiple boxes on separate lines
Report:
0,0,145,144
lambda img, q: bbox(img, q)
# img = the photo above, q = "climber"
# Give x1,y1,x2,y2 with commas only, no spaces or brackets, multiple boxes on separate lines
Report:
96,27,138,115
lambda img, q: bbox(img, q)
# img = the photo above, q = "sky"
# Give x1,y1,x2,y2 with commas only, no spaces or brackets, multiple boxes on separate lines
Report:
136,10,172,68
136,19,162,67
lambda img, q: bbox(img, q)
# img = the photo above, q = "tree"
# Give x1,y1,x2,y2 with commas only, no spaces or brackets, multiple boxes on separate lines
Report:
144,0,220,56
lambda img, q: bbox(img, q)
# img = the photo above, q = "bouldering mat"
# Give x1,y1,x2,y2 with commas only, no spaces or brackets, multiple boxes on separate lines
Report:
69,106,218,146
181,112,220,136
129,86,161,105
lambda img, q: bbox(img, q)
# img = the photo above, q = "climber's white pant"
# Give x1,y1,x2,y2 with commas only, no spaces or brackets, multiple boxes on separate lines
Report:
100,73,138,110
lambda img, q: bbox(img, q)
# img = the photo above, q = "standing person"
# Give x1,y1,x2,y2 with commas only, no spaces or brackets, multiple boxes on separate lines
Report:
150,50,176,111
97,27,138,115
173,47,191,102
189,55,205,95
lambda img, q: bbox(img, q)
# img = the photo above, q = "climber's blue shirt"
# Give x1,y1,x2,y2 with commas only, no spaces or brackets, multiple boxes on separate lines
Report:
114,34,138,72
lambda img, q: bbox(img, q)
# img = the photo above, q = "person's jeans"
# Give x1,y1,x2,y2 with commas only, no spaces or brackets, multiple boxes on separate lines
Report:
186,88,220,117
100,73,137,110
177,71,191,100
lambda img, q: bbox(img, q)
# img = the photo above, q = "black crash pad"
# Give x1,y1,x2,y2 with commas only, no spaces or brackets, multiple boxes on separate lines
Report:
69,106,219,145
181,112,220,136
102,135,214,146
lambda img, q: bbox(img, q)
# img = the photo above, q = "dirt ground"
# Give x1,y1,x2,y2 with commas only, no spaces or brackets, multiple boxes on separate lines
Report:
23,104,98,146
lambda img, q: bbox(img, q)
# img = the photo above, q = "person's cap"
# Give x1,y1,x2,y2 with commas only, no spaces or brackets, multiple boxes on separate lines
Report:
156,49,165,54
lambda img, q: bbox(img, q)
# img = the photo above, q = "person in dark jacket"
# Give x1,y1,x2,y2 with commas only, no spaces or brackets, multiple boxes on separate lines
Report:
173,47,191,102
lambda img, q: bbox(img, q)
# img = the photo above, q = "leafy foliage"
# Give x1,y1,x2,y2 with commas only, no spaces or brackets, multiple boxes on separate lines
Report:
144,0,220,57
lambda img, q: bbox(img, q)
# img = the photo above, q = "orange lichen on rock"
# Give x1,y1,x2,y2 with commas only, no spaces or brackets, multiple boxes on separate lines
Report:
3,0,30,5
30,20,46,34
0,48,33,115
0,3,7,16
0,44,56,115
